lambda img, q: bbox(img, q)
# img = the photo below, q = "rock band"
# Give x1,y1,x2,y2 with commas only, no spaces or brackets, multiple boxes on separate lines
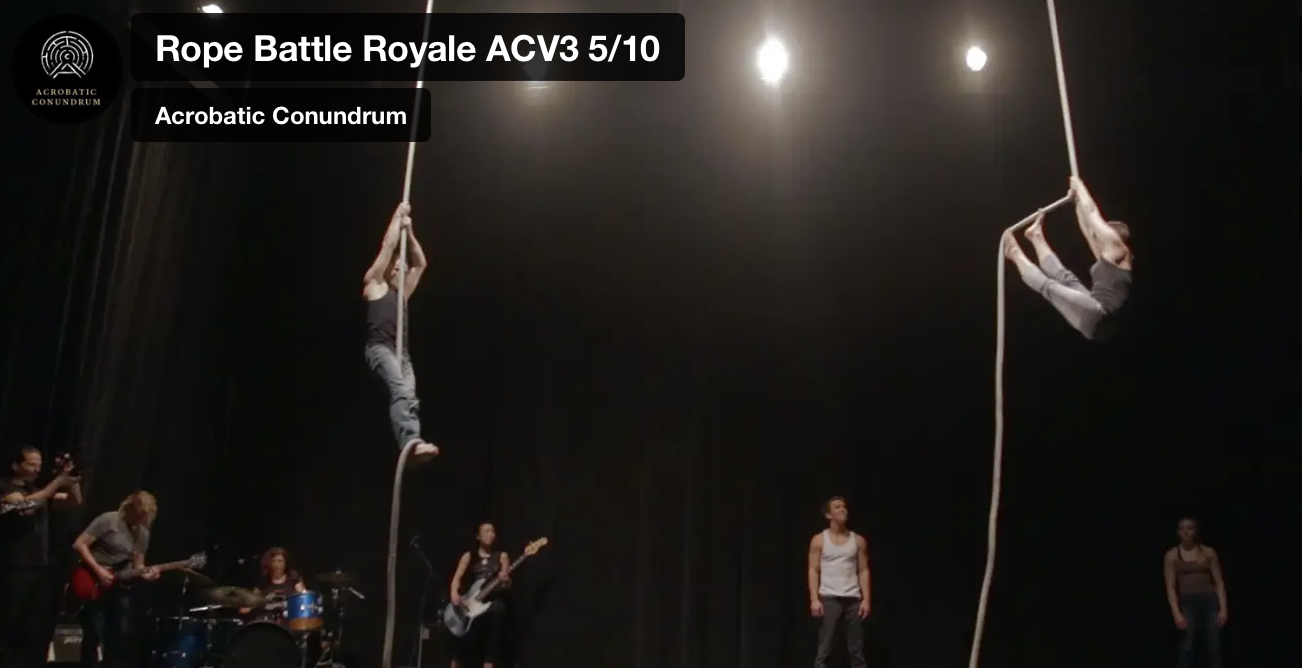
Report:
3,444,1225,668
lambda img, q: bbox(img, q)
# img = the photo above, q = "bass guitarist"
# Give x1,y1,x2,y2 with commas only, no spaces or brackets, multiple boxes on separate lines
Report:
448,522,510,668
0,446,81,668
71,491,160,668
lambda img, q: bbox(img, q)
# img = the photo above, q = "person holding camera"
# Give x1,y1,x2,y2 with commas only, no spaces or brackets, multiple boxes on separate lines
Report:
0,446,82,668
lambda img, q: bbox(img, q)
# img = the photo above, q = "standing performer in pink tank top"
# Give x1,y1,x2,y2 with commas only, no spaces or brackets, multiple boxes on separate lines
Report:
806,496,871,668
1164,517,1228,668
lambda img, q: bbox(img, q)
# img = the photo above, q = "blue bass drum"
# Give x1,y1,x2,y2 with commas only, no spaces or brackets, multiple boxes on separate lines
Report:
152,617,206,668
285,590,324,631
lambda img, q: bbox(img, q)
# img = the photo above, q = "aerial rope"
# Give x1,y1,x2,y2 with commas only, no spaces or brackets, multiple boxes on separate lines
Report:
381,2,436,668
968,1,1080,667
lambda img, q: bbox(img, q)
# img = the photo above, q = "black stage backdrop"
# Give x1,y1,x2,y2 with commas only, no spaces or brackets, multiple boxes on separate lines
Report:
1,1,1297,667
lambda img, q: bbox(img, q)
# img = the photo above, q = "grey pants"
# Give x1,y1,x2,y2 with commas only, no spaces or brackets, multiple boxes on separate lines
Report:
364,343,422,449
1015,252,1106,340
815,596,866,668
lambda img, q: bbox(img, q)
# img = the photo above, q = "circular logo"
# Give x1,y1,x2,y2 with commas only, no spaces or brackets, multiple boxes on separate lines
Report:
12,14,122,124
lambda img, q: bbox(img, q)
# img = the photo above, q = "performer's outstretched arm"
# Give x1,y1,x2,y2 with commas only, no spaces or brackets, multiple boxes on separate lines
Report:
402,223,428,298
362,202,410,287
1070,177,1132,269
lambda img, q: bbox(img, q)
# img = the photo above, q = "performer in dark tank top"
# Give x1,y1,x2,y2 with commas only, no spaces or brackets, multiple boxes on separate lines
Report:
256,546,305,598
447,522,511,668
1004,176,1133,341
238,547,305,621
361,202,438,464
1163,517,1228,668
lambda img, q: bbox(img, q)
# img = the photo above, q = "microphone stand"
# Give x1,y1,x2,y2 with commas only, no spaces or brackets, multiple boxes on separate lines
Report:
404,538,437,668
179,573,190,617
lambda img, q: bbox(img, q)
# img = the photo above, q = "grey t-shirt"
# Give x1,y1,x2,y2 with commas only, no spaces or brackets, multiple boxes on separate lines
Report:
84,511,150,569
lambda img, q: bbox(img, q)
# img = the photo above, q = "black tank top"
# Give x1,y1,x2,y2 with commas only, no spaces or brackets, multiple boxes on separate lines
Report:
470,550,503,584
365,289,408,350
261,574,302,598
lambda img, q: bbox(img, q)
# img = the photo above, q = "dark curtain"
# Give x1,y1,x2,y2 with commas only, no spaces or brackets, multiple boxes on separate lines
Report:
1,2,1296,668
1,102,247,635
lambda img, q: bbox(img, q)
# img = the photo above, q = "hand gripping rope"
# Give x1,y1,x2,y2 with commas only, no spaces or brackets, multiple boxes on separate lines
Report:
382,3,436,668
968,1,1081,667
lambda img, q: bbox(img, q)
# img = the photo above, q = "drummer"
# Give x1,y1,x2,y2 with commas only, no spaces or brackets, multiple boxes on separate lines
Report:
239,547,305,617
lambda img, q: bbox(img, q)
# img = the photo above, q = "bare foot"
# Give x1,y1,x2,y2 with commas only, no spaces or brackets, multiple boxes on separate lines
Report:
1002,233,1021,260
406,440,440,465
1024,213,1045,241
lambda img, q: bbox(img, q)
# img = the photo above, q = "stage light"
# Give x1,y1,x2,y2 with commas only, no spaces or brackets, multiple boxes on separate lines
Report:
523,59,547,81
199,4,223,13
756,37,789,86
965,46,987,72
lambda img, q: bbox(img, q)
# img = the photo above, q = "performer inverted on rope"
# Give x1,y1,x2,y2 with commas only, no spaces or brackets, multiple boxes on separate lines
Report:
364,202,438,462
1004,176,1133,340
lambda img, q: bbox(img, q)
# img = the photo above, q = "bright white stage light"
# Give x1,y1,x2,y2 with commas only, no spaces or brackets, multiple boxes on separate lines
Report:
965,46,987,72
199,4,223,13
756,37,789,86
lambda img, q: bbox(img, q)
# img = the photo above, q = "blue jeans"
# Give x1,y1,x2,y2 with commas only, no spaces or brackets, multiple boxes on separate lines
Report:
365,343,422,449
1177,593,1221,668
79,587,132,668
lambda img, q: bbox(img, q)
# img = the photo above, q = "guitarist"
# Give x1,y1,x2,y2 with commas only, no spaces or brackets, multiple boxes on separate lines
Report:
71,491,160,668
0,446,81,668
448,522,510,668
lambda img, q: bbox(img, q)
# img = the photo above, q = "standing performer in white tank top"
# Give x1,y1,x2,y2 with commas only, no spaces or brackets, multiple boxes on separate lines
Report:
807,496,870,668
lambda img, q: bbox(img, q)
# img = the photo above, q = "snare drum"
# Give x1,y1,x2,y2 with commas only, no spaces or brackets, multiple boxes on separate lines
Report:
153,617,207,668
222,622,301,668
285,590,324,631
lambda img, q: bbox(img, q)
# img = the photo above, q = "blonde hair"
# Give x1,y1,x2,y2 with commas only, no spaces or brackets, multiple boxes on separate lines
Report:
119,490,158,526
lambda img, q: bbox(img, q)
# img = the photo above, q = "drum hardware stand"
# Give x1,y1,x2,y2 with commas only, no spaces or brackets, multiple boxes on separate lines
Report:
178,572,192,616
178,574,223,668
315,585,361,668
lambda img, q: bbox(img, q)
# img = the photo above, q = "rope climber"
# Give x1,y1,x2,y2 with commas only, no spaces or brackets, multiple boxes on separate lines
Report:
373,3,438,668
971,1,1136,667
362,201,438,460
1003,177,1133,340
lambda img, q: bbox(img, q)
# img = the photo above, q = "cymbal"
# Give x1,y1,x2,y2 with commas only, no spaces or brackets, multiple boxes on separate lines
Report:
172,568,214,586
315,570,356,585
196,586,266,608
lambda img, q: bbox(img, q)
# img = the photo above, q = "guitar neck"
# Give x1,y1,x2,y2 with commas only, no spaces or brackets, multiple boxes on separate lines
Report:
117,559,192,579
474,554,532,600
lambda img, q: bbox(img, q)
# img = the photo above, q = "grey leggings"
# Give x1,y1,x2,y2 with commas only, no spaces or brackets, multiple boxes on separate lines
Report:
1015,252,1107,340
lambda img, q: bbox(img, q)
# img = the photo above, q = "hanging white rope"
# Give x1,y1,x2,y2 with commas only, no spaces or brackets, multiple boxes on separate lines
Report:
968,3,1084,665
382,3,436,668
1045,0,1080,179
970,195,1070,668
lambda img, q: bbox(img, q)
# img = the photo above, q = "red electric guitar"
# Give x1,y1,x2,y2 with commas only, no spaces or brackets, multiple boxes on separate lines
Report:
69,553,207,603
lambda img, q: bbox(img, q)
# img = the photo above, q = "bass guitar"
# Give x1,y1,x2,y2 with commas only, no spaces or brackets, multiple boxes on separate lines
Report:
0,499,42,515
442,538,548,638
69,553,207,603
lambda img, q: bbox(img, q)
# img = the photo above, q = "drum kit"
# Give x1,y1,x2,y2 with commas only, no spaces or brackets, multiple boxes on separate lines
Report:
151,569,361,668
